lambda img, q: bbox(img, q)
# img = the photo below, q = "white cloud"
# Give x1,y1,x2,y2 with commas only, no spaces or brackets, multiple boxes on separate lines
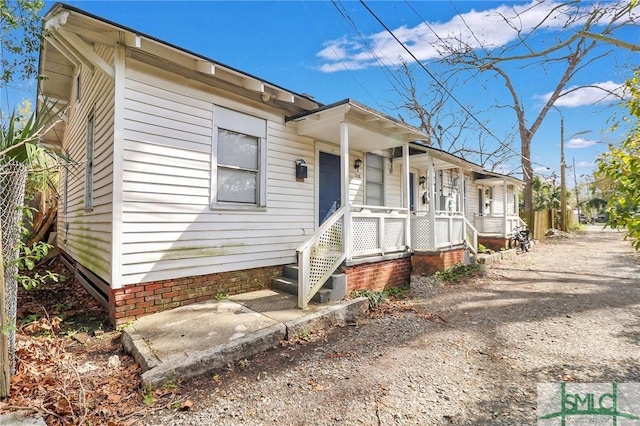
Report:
566,137,598,149
317,1,594,73
536,81,627,108
576,160,595,168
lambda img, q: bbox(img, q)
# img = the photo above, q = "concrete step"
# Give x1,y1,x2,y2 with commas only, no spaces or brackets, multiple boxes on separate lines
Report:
273,265,347,303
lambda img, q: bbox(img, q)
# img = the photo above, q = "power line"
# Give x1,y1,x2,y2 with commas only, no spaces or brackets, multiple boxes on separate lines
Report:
359,0,547,173
328,0,407,110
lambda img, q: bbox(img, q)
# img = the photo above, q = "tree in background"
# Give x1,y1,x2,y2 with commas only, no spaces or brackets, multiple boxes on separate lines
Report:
430,1,636,212
597,72,640,249
532,175,561,212
394,62,516,171
0,0,44,90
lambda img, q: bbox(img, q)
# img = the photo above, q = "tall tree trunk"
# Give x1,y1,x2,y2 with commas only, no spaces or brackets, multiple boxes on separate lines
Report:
522,135,533,212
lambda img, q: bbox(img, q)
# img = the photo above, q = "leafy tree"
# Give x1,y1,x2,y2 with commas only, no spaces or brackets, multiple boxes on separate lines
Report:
0,0,44,87
596,72,640,249
532,175,560,211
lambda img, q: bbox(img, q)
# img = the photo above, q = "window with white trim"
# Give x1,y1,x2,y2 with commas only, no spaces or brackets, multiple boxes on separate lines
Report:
365,153,384,206
84,109,95,211
212,106,267,208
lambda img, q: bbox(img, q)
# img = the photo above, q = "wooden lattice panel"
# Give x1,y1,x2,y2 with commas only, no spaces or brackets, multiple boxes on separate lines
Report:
410,216,433,250
352,217,379,253
308,219,343,290
384,218,406,251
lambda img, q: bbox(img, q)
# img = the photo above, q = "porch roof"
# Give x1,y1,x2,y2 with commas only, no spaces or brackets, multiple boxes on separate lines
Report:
407,144,524,187
38,2,322,148
286,99,430,152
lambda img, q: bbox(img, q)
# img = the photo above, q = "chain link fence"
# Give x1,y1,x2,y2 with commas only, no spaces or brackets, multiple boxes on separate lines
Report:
0,159,28,373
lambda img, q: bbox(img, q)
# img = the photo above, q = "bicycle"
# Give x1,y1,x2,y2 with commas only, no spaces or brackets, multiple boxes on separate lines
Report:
509,225,531,252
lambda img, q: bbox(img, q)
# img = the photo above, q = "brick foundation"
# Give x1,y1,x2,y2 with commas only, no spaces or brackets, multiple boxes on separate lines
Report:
342,257,412,293
411,247,465,276
478,236,509,252
108,265,282,326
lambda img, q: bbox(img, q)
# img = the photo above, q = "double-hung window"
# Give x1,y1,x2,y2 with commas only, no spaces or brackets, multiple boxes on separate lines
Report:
365,153,384,206
211,106,267,209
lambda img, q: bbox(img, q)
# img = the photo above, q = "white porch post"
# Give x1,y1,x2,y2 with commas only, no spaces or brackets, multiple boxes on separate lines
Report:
459,168,466,244
340,121,352,260
403,144,411,249
458,168,465,215
427,154,436,249
502,178,508,237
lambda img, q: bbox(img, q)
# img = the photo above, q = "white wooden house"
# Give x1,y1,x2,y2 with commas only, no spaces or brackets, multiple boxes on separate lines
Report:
38,4,523,325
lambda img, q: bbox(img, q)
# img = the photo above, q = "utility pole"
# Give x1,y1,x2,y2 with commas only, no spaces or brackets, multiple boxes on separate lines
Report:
560,117,567,232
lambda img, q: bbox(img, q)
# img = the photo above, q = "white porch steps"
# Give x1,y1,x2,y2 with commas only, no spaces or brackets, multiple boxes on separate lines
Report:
273,264,347,304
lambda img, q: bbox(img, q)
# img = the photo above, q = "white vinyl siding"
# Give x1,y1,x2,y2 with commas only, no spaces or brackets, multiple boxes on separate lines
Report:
84,108,95,211
57,44,115,284
385,162,402,208
120,60,315,285
492,186,505,215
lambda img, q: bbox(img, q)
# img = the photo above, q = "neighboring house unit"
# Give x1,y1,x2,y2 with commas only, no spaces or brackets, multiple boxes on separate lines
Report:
38,3,524,325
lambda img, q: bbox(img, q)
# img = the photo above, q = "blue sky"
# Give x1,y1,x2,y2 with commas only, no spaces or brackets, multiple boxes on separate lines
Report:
10,1,640,185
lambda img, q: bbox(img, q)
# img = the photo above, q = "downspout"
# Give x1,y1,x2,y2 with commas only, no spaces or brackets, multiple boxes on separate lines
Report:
340,121,351,260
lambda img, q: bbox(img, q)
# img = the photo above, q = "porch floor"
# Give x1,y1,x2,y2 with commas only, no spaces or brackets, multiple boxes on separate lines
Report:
122,289,368,387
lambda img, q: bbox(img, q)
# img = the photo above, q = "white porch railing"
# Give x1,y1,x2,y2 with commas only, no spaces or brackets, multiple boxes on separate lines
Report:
411,212,466,251
473,214,524,235
350,206,408,258
515,215,528,229
296,206,347,308
463,217,478,256
296,207,482,307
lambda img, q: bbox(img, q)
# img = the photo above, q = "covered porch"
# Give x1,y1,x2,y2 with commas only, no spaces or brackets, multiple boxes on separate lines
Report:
469,174,526,241
287,100,483,307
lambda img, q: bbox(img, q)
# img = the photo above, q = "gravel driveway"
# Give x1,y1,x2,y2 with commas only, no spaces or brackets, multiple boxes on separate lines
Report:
141,226,640,425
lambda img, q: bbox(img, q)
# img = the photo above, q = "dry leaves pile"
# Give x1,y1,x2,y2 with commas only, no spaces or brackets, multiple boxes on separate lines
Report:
5,317,144,425
0,258,190,425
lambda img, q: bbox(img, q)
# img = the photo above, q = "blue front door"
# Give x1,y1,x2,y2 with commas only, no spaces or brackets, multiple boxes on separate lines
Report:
319,152,341,225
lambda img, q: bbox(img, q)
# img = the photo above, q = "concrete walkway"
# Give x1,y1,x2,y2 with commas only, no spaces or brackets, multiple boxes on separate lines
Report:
122,289,369,386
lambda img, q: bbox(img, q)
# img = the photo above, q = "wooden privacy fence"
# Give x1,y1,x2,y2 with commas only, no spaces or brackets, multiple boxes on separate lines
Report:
520,210,552,241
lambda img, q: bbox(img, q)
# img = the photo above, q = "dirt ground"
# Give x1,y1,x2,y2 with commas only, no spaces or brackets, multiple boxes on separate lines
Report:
134,225,639,426
3,225,639,425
